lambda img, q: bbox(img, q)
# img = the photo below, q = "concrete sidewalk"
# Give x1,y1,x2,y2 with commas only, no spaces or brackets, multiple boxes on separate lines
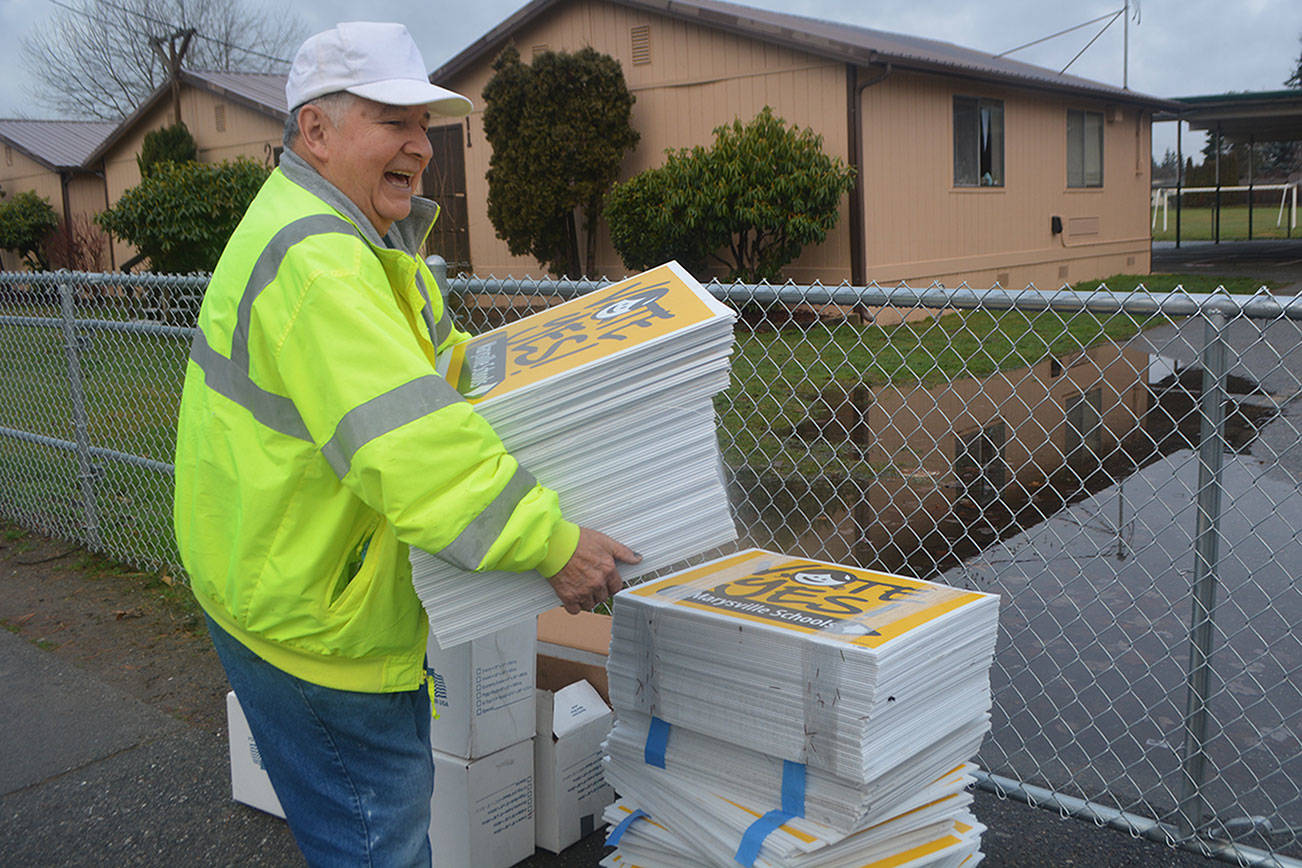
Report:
1,626,1219,867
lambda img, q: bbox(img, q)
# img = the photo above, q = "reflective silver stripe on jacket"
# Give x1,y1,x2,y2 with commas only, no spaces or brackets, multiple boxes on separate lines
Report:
438,466,539,572
414,268,453,348
190,205,535,558
190,214,357,441
231,214,358,372
189,330,312,440
320,374,464,477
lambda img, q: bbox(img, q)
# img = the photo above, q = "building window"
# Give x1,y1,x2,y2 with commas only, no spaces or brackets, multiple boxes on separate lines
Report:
955,422,1007,505
631,25,651,64
953,96,1003,187
1067,109,1103,187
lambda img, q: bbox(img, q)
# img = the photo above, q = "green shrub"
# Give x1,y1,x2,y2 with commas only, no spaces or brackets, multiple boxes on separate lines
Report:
0,190,59,270
97,157,269,273
606,107,855,282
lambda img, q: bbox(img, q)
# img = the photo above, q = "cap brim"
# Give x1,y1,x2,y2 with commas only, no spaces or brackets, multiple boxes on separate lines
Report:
347,79,473,116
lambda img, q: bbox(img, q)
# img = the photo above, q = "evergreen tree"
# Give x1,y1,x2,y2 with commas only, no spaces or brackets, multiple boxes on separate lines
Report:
137,122,199,177
482,46,639,278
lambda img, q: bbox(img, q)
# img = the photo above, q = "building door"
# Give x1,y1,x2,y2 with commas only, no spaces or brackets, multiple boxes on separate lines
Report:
422,123,471,273
1065,389,1104,476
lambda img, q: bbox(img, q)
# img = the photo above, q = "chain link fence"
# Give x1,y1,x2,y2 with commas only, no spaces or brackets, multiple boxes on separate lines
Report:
2,265,1300,865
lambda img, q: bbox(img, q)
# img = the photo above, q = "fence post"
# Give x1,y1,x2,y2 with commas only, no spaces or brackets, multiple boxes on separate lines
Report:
57,278,101,551
426,254,448,294
1177,303,1229,836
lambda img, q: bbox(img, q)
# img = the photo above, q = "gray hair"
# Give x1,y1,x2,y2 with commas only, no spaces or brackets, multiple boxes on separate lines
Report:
283,91,358,148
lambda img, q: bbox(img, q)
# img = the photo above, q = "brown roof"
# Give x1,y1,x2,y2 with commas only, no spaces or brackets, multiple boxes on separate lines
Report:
0,119,117,170
431,0,1178,110
186,70,288,118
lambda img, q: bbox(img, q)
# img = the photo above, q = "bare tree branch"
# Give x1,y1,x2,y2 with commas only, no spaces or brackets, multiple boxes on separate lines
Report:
22,0,305,120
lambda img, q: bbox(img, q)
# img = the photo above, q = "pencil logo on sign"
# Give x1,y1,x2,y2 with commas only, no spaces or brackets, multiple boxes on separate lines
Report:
593,295,658,320
791,571,853,588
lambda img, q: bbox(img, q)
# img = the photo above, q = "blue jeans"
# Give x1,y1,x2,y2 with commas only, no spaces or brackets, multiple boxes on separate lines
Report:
205,614,434,867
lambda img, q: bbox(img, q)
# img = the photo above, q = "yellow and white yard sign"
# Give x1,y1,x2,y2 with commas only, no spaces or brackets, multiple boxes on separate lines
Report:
442,261,729,403
627,548,991,649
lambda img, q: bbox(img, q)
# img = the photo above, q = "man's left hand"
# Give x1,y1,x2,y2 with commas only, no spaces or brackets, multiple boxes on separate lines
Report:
547,527,641,614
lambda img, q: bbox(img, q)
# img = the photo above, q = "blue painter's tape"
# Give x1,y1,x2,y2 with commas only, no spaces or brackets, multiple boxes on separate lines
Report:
606,809,649,847
644,716,670,768
734,763,807,867
735,809,790,867
781,760,806,817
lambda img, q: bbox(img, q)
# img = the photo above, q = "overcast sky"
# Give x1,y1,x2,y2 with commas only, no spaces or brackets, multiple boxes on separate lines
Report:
2,0,1300,158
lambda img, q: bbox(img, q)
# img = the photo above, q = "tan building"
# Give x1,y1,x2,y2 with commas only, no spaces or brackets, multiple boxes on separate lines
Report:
83,70,287,268
0,120,115,270
427,0,1178,287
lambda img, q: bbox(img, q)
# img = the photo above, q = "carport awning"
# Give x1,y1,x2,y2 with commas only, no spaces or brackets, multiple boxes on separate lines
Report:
1154,90,1302,143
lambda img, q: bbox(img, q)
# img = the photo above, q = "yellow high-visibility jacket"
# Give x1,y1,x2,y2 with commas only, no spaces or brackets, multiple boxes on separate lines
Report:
174,150,578,692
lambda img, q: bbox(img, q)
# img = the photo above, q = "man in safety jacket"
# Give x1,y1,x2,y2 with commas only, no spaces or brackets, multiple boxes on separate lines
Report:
172,22,638,865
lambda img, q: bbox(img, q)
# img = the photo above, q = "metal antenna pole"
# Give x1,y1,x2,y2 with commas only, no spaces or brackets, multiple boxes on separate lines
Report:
1123,0,1129,88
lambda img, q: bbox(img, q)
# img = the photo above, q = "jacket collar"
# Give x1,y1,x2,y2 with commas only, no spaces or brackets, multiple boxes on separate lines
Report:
279,148,438,258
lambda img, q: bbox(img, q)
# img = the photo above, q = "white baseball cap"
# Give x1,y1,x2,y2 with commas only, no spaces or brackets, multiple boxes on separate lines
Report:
286,22,472,116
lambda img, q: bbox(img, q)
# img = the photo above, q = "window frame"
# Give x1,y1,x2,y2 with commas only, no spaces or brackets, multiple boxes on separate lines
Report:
955,421,1008,505
953,96,1005,188
1066,108,1104,188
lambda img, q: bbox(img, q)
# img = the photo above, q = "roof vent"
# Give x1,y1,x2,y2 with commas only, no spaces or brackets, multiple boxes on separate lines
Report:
214,103,226,133
531,43,549,59
631,25,651,65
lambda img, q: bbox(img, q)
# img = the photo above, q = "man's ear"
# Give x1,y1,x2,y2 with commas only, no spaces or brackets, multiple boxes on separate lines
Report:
297,104,332,163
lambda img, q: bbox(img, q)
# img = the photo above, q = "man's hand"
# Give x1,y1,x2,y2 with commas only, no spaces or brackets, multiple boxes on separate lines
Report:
547,527,641,614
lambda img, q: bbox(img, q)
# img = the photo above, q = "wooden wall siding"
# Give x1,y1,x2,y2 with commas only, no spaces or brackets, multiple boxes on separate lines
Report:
0,150,110,270
438,0,853,280
0,149,64,224
190,95,282,166
0,149,60,270
859,70,1151,289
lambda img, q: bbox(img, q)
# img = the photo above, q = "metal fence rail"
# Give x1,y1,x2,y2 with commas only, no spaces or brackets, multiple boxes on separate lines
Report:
2,266,1300,865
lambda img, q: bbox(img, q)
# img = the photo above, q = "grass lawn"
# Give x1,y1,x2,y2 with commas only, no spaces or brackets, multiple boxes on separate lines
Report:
1151,203,1298,242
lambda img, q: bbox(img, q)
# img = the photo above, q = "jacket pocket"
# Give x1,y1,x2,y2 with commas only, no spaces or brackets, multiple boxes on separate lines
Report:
330,516,384,607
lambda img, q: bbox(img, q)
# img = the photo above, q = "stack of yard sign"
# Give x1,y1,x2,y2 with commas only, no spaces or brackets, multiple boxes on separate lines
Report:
410,261,738,648
602,548,1001,868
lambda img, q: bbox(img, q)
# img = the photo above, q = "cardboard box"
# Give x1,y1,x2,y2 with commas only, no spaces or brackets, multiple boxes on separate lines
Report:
536,608,611,703
226,690,285,819
431,739,535,868
534,680,615,853
428,619,537,758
